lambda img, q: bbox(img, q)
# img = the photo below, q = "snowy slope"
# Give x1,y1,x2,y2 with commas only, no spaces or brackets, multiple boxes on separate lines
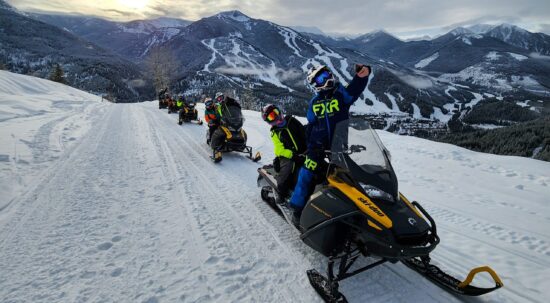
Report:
0,71,106,210
1,74,549,302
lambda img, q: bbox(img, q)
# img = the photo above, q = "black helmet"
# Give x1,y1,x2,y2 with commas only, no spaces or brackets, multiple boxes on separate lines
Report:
262,104,284,125
205,98,214,110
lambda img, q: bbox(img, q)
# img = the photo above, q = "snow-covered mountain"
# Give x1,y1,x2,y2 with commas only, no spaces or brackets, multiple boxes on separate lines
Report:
0,0,154,102
485,24,550,55
134,10,503,121
0,71,549,303
6,5,550,125
29,14,192,61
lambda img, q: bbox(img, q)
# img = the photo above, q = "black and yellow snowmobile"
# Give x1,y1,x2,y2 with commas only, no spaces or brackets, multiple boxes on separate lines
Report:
178,101,203,125
208,102,260,163
257,119,503,303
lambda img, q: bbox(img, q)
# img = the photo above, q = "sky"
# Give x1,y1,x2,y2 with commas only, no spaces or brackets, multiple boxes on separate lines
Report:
6,0,550,38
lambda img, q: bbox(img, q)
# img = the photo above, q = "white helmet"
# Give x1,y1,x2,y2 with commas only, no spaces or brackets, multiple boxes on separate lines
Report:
215,92,224,102
307,65,335,92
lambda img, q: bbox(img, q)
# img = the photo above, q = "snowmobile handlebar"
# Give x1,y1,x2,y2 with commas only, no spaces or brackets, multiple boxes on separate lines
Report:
322,145,366,157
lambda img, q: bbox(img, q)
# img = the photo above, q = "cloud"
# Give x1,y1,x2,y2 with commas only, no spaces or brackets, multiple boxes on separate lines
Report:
214,65,303,82
7,0,550,36
529,52,550,60
127,79,147,88
387,68,433,89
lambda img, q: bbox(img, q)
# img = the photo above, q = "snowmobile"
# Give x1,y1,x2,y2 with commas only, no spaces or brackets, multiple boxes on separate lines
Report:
257,119,503,302
178,101,203,125
159,97,169,109
207,102,261,163
167,99,180,114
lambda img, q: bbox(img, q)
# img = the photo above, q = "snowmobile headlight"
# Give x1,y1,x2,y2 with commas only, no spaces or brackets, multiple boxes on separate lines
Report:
359,183,394,202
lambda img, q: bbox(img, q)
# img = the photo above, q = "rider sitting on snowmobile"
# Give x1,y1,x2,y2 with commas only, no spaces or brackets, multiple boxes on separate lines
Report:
288,64,371,226
158,87,167,101
214,92,240,115
204,98,220,143
176,95,185,110
262,104,306,200
210,92,241,150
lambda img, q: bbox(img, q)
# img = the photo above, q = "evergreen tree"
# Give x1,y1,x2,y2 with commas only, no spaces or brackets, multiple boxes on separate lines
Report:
49,64,65,83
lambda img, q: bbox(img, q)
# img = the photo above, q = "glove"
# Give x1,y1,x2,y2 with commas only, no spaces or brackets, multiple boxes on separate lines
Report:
292,153,304,164
355,64,371,78
273,157,281,172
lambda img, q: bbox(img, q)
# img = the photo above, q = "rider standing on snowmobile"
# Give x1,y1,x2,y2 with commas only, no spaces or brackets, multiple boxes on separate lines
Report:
204,98,220,143
289,64,371,225
262,104,306,199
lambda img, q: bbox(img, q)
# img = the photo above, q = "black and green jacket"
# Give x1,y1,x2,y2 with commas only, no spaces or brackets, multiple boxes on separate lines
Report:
271,115,306,159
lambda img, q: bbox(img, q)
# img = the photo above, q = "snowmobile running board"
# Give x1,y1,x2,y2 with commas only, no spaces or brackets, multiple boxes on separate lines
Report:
402,257,503,296
210,147,261,163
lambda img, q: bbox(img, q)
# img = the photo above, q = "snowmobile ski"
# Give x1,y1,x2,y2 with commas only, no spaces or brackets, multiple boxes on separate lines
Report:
260,186,284,218
402,257,503,296
211,151,223,163
248,151,262,162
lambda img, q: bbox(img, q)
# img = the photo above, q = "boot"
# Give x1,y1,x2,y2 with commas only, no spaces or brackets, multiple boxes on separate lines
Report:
290,207,302,230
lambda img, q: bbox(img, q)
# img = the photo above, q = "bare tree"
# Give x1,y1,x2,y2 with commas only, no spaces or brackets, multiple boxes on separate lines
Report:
145,46,179,93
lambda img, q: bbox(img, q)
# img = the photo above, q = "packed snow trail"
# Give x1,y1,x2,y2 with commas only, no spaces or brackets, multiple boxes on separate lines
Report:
0,99,461,303
0,104,318,302
1,73,549,302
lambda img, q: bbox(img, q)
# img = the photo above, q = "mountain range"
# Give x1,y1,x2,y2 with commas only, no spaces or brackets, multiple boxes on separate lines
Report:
0,0,155,101
1,1,548,128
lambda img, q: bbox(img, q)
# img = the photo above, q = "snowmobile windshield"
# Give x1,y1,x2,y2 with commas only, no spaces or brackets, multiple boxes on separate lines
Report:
330,119,398,202
220,104,244,130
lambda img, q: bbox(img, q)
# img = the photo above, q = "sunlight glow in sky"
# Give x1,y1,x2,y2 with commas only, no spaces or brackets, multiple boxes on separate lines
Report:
116,0,150,10
6,0,550,37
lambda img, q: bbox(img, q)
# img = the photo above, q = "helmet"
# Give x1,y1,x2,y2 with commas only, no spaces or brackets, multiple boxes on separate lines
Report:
205,98,214,110
215,92,224,103
262,104,284,125
307,65,335,91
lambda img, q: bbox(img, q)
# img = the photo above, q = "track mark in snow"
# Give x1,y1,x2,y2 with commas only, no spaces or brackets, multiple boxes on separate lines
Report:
427,205,550,263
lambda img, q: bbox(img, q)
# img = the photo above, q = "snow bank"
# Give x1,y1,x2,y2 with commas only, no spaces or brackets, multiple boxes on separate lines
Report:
0,71,105,210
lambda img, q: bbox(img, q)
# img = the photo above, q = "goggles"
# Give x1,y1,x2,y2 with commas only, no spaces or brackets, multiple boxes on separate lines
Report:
265,108,280,123
313,70,331,86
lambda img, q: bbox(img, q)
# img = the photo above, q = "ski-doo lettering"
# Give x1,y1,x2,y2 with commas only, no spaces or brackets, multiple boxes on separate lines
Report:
358,197,385,218
327,176,392,228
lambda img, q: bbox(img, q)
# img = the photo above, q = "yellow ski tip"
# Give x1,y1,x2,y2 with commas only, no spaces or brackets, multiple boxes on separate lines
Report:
458,266,504,289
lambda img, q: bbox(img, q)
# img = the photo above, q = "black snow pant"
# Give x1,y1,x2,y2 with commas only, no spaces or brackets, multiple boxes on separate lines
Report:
275,157,298,198
207,125,218,142
210,127,226,151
